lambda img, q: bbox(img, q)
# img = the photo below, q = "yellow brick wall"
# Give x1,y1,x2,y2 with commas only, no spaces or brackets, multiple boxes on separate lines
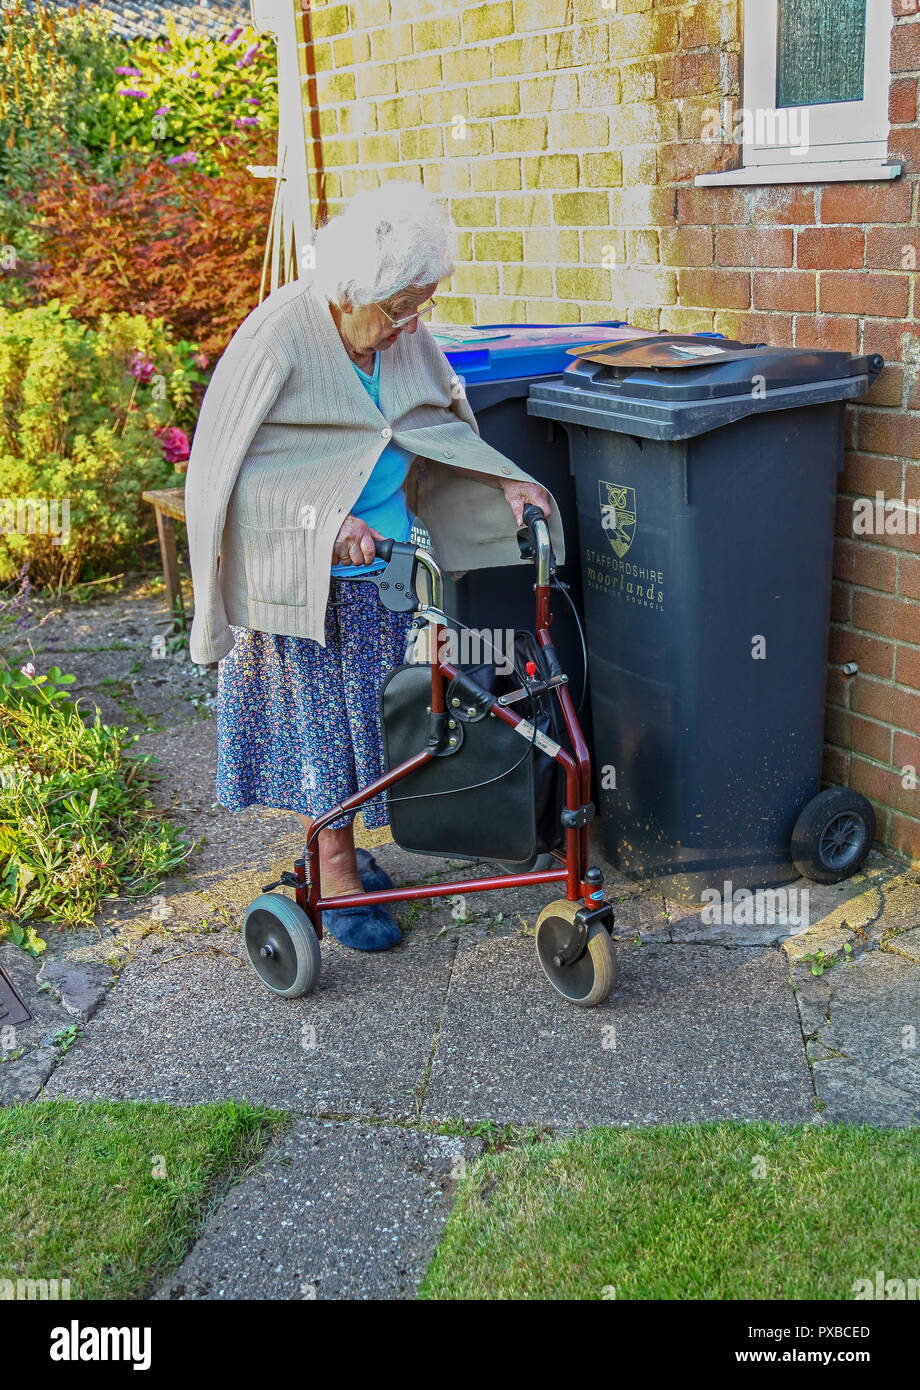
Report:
305,0,741,325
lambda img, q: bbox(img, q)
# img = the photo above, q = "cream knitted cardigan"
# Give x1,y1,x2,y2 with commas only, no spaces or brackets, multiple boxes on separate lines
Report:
184,273,565,665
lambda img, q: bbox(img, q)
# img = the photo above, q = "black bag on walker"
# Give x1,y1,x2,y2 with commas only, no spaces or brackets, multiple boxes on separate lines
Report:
379,630,565,865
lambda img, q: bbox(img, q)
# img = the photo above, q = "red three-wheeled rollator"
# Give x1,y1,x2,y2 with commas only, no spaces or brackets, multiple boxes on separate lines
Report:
242,505,619,1008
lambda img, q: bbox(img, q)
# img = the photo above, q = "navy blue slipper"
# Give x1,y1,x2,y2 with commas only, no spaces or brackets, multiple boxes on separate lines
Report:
356,847,395,893
322,901,402,952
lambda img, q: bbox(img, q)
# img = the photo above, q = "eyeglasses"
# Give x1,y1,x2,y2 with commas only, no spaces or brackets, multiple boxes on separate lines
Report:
375,297,437,330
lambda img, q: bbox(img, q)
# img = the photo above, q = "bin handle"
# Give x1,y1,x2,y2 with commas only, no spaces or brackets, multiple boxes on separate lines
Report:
852,353,885,379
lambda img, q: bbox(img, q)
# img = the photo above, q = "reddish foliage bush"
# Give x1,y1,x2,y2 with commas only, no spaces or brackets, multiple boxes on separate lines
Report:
25,134,277,356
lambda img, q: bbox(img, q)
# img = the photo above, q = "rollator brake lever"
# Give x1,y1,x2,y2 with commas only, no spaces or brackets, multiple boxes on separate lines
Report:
497,673,569,705
359,540,419,613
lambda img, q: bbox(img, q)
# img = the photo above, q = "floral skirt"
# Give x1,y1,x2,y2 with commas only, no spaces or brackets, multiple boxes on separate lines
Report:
215,577,415,830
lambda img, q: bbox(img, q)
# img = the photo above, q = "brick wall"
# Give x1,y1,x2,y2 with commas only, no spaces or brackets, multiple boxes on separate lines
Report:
304,0,920,866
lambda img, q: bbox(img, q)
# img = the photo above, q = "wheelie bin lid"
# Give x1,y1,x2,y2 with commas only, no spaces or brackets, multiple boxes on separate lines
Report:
526,334,884,440
428,321,652,385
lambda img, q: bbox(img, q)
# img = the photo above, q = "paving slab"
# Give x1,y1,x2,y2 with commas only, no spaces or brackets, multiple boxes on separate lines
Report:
0,941,103,1105
791,949,920,1126
44,926,455,1118
422,934,816,1127
155,1119,477,1300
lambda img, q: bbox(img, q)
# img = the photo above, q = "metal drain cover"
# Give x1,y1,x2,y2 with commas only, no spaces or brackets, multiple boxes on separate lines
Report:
0,964,32,1026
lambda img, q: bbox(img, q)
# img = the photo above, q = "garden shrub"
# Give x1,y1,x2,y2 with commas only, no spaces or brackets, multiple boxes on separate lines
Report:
83,10,279,176
0,300,208,586
0,4,278,349
0,0,125,251
27,138,276,356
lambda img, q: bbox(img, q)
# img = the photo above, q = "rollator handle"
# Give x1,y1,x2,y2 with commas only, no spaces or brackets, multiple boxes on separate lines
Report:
517,504,555,584
374,537,395,561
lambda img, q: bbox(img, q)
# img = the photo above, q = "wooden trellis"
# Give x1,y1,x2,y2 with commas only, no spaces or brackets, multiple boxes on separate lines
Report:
248,0,327,298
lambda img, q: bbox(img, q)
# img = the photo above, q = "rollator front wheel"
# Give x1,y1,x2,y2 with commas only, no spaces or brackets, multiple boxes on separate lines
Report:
243,893,321,998
534,899,618,1008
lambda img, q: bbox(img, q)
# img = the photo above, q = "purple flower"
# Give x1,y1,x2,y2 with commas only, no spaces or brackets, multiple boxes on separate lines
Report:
118,88,149,99
130,350,156,383
155,427,191,464
115,66,143,76
245,97,262,105
155,105,170,115
236,44,260,66
20,662,35,678
224,26,243,44
166,150,198,166
189,70,199,79
234,116,259,127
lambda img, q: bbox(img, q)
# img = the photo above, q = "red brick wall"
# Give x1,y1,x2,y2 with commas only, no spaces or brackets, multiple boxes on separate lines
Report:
652,2,920,866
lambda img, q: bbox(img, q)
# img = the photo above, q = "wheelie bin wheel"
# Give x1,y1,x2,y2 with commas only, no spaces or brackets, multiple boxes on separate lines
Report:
243,893,321,998
534,899,618,1007
791,788,876,885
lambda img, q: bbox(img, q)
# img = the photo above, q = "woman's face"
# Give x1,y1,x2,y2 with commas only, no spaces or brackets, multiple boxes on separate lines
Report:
340,281,440,354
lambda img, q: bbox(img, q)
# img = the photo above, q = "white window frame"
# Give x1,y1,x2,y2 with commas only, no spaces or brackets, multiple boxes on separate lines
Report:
697,0,901,186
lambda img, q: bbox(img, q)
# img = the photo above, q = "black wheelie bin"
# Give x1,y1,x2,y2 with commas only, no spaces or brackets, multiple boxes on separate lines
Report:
526,334,883,905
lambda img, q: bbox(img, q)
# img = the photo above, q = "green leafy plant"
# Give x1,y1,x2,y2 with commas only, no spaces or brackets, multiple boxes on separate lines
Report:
0,300,203,586
802,943,853,977
0,655,192,945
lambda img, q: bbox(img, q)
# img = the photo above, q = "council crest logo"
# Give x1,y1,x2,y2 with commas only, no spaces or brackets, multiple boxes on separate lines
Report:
599,481,637,559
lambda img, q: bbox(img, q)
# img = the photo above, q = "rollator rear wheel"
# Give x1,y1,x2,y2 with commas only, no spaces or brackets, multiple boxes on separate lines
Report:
243,893,321,998
535,899,618,1008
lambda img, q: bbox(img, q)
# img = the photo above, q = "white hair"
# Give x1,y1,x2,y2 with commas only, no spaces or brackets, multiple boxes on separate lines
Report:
311,180,457,308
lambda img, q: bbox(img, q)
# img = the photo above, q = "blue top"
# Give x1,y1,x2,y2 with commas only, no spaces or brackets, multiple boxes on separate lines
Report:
330,352,414,578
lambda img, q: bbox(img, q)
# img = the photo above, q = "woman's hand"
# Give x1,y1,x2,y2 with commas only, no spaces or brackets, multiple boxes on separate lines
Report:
500,480,552,527
333,515,386,567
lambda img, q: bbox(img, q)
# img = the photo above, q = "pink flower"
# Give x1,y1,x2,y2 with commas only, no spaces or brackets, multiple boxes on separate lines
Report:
155,105,170,115
192,351,209,370
130,350,156,383
155,427,191,464
237,45,260,66
118,88,149,99
20,662,35,678
224,26,243,44
166,151,198,166
115,66,143,77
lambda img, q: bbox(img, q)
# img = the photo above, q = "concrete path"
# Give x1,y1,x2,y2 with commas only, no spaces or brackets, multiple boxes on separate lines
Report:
5,578,920,1298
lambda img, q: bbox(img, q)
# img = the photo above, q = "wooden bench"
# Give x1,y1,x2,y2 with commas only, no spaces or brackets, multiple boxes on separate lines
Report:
141,485,187,618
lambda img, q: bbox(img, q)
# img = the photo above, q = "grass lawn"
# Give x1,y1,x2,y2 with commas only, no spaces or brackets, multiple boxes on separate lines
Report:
421,1121,920,1300
0,1099,286,1299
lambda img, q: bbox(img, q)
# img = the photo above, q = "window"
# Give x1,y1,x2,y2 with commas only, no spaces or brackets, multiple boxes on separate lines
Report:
697,0,900,187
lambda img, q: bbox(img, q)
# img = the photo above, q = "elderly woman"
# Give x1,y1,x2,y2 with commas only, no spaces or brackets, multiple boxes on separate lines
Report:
185,181,564,952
